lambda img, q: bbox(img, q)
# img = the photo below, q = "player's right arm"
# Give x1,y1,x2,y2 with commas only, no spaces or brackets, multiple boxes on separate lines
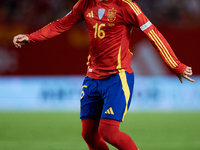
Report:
13,0,85,48
13,34,29,48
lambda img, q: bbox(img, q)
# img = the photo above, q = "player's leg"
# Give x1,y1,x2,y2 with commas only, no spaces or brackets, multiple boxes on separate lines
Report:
81,119,109,150
99,119,138,150
98,71,138,150
80,77,109,150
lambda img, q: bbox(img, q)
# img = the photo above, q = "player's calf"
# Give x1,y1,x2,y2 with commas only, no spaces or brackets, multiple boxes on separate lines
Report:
99,119,138,150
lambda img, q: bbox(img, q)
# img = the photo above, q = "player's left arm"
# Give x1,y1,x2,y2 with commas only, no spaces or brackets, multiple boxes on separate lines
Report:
177,66,194,83
140,19,195,83
122,0,194,83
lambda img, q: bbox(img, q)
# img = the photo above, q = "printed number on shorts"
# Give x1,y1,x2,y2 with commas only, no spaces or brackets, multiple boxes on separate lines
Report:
81,85,87,99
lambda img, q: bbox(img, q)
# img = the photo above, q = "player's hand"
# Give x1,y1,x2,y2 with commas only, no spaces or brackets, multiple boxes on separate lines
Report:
177,66,195,83
13,34,29,48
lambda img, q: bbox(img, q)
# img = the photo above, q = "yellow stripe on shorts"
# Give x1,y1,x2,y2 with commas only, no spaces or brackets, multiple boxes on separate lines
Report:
118,69,130,121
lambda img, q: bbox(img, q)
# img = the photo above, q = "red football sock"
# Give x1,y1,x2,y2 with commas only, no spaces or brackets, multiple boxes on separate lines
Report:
81,119,109,150
99,119,138,150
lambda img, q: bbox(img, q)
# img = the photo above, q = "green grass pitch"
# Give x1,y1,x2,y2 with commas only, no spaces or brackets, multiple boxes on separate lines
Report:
0,112,200,150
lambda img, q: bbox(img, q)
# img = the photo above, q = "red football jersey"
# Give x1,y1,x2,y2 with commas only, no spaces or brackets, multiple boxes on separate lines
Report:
27,0,187,79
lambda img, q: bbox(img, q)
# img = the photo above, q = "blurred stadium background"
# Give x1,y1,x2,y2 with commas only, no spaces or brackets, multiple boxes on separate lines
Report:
0,0,200,150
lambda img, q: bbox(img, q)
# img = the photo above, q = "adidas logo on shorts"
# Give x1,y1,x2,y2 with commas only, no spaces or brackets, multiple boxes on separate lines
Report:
105,107,114,115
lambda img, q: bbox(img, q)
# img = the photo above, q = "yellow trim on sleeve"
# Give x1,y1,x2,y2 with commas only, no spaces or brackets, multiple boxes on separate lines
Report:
151,30,178,66
122,0,142,16
148,32,174,69
148,30,178,69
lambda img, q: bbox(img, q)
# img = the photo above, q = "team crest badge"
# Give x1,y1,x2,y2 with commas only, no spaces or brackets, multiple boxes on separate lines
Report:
98,8,105,20
107,8,117,22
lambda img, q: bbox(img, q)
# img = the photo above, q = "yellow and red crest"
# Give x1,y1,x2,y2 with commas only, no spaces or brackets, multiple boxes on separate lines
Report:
107,8,117,22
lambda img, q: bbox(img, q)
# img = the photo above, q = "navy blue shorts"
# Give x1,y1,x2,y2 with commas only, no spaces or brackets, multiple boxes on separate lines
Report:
80,71,134,122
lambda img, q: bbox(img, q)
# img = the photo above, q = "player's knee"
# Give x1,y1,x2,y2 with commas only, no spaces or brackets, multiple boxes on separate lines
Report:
99,123,117,144
82,127,99,143
98,119,120,142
